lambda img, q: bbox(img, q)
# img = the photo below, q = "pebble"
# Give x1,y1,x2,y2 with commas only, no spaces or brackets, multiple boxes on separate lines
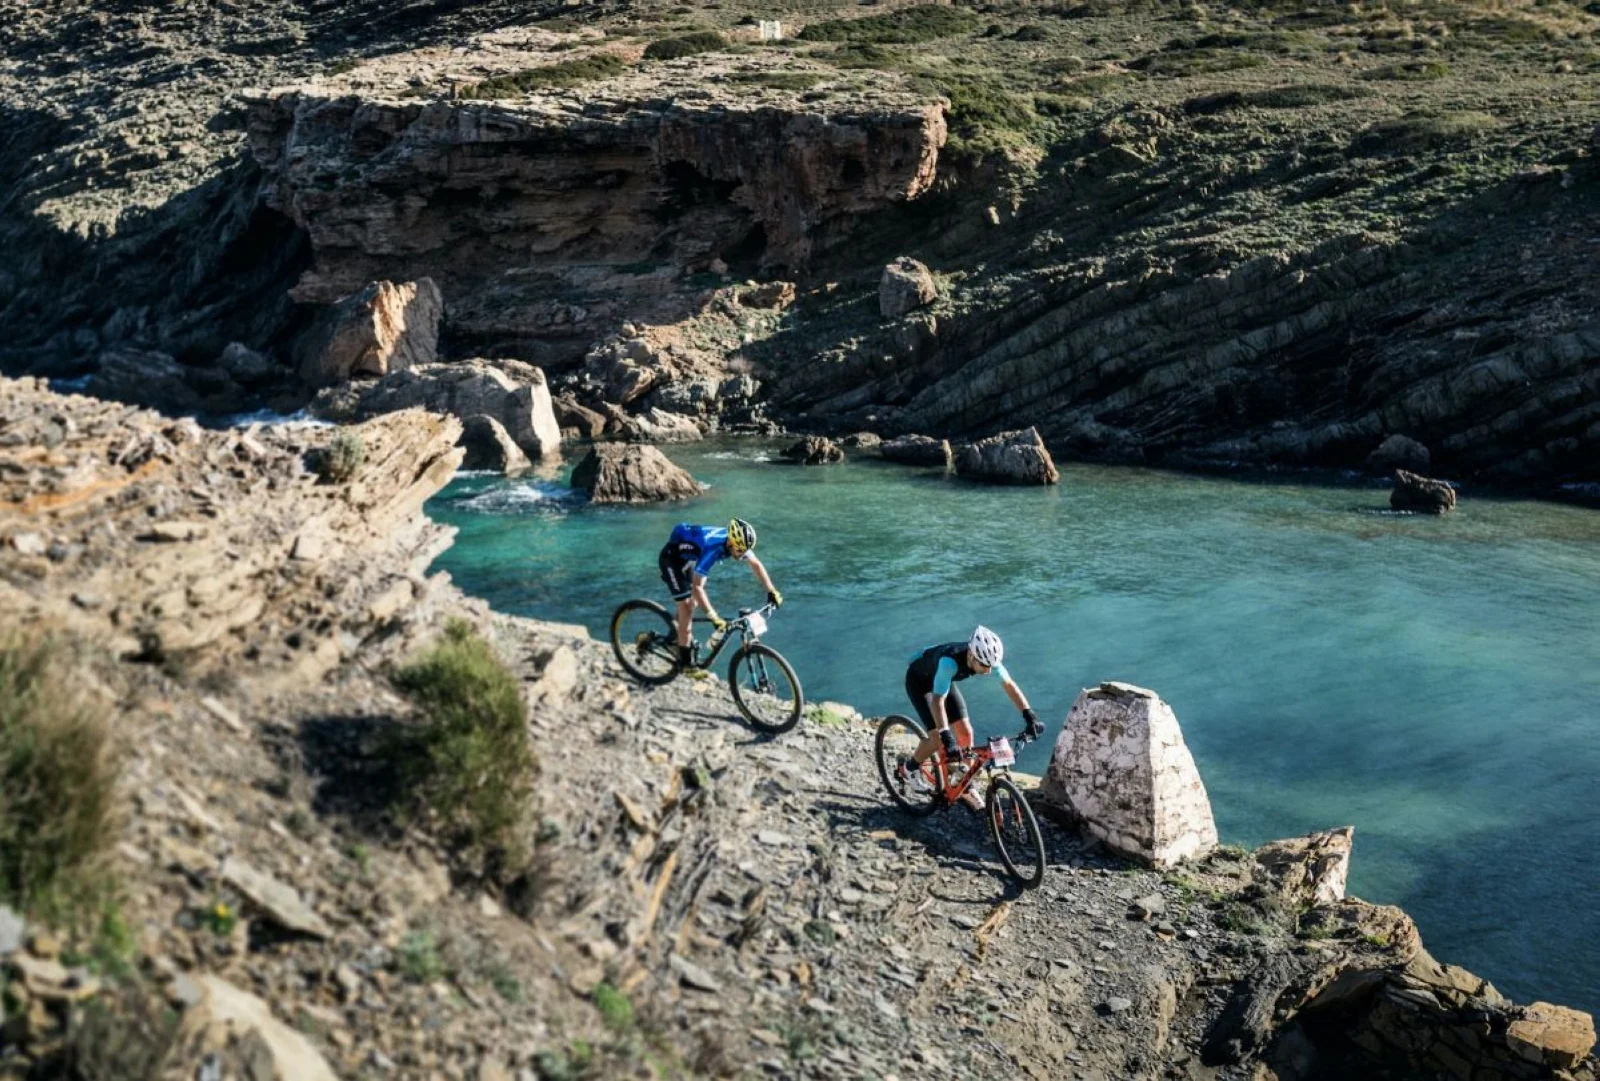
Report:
1101,996,1134,1014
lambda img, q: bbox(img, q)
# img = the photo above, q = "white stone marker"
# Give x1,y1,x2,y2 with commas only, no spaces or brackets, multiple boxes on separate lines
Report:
1039,681,1218,867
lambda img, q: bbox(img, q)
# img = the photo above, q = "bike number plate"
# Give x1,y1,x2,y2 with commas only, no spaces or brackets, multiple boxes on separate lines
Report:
989,738,1016,767
745,612,767,636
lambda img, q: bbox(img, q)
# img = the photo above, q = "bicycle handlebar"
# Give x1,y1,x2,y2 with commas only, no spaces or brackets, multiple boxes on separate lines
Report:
693,602,780,626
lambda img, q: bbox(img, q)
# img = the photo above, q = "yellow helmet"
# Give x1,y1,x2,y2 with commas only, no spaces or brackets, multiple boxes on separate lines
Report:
726,518,757,558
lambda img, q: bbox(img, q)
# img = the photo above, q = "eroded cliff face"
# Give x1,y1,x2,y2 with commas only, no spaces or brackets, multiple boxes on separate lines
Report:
245,46,945,362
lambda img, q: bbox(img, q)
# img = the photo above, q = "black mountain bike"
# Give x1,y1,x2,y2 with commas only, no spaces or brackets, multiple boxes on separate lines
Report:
608,600,804,734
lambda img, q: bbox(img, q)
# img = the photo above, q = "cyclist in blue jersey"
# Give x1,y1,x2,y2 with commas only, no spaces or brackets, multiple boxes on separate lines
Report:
659,518,782,663
897,626,1042,807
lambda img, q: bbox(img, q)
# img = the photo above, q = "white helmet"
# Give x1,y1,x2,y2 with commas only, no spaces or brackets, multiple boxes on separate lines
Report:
968,625,1003,668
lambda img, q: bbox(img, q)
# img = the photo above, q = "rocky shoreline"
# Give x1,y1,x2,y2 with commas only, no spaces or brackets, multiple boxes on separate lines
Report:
1,376,1595,1080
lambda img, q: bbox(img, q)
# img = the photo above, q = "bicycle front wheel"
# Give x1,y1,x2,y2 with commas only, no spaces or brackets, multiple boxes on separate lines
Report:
728,644,804,733
874,714,944,817
986,776,1046,888
609,599,683,686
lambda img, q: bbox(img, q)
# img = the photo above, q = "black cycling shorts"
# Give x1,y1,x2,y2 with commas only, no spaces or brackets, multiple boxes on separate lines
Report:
905,668,968,732
658,544,696,601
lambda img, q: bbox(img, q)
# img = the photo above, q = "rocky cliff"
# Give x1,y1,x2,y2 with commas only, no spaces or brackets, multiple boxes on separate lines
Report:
2,376,1596,1081
245,37,945,365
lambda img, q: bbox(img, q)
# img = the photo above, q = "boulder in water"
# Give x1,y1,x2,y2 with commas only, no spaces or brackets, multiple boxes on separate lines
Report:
881,433,951,468
954,427,1059,485
1390,469,1456,514
572,443,703,503
297,278,442,387
879,257,937,318
1038,682,1218,867
842,432,882,449
458,415,530,474
781,436,844,465
1366,434,1430,474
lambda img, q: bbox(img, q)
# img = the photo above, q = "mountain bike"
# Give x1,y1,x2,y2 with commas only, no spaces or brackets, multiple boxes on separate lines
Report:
873,715,1047,888
608,599,804,734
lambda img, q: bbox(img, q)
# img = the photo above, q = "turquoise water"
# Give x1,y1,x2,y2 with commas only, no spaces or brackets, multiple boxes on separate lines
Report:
427,441,1600,1012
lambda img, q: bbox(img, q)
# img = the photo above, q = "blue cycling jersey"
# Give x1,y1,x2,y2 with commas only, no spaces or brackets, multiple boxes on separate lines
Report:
667,523,732,578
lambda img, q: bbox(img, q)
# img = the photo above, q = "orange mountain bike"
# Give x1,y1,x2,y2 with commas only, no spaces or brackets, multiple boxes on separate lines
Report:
874,715,1047,888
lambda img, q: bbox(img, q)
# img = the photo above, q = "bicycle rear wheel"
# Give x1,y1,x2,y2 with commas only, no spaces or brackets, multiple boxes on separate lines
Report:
609,599,683,685
874,714,944,817
728,644,804,733
986,776,1046,888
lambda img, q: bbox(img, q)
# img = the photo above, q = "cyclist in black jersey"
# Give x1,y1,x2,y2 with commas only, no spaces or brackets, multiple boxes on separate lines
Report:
899,625,1042,807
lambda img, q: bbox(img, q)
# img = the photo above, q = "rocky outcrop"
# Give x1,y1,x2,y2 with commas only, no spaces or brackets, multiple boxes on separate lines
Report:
1391,469,1457,513
296,279,443,388
1366,433,1431,474
458,414,530,474
0,377,461,676
315,359,561,462
1039,682,1218,867
246,66,947,353
954,427,1060,485
880,433,952,468
1253,826,1353,909
880,257,938,318
571,443,703,503
781,436,844,465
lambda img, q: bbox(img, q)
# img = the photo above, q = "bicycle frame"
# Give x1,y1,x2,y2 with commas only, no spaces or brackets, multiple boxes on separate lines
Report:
689,603,777,668
933,728,1035,804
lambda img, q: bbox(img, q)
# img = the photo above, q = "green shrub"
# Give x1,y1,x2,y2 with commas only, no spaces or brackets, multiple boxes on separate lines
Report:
728,70,825,90
593,982,634,1032
643,31,727,60
389,620,537,874
0,636,119,930
799,5,979,45
1355,110,1499,153
459,54,628,98
398,929,445,982
825,42,913,70
314,431,366,483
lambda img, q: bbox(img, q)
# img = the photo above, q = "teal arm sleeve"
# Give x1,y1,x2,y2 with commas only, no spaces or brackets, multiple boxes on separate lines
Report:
932,656,958,696
993,662,1010,683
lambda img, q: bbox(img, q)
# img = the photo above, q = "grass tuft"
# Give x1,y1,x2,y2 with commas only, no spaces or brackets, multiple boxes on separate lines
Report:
594,981,634,1032
0,636,120,933
314,431,366,484
388,620,537,877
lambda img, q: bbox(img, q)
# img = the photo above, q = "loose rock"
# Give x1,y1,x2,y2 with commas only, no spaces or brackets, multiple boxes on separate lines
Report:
1390,469,1456,514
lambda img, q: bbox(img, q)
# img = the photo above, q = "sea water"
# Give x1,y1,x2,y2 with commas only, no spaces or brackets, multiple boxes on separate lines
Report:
426,440,1600,1012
